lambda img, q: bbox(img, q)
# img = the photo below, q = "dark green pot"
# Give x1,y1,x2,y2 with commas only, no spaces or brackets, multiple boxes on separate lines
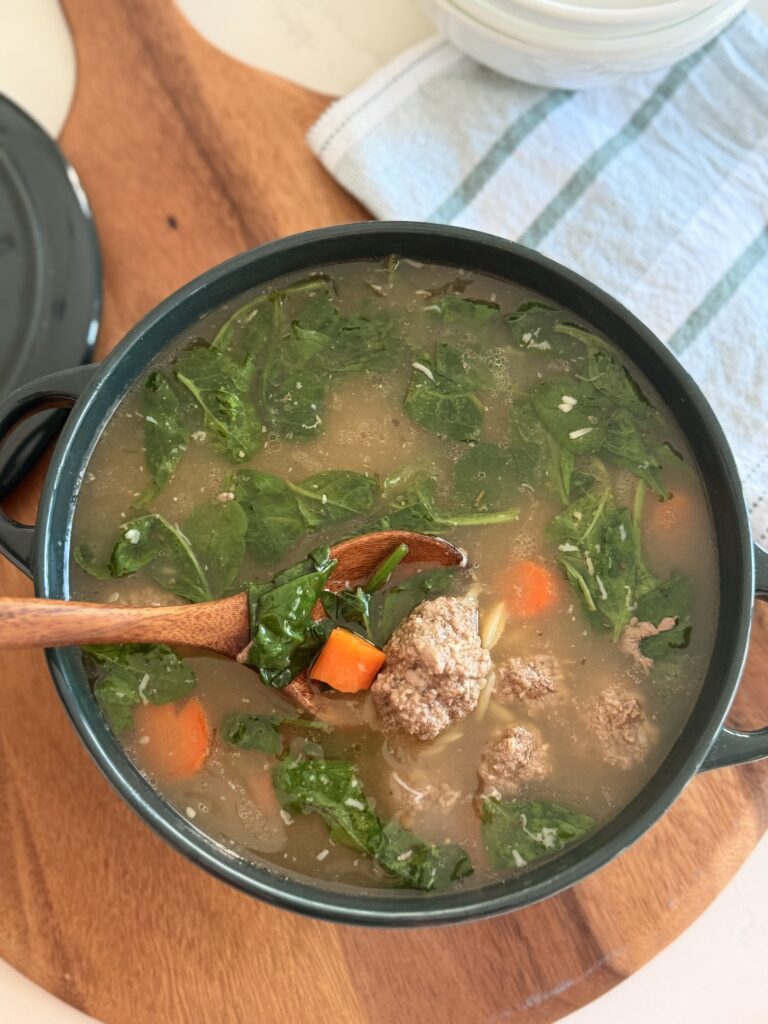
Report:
0,223,766,927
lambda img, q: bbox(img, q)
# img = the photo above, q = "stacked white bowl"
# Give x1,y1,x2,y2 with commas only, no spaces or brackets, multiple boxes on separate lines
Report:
422,0,747,87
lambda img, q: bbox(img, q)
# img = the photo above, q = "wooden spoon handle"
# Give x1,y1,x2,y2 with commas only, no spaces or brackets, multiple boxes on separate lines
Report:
0,594,249,659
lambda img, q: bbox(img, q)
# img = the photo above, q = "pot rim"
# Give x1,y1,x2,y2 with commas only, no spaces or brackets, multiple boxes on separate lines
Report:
34,222,754,927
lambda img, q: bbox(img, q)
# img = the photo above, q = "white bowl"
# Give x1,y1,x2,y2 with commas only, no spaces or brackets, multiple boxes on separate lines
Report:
451,0,742,51
484,0,719,28
456,0,722,37
423,0,746,87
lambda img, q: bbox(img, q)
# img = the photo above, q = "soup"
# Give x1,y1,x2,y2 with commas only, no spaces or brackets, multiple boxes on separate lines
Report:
71,257,717,893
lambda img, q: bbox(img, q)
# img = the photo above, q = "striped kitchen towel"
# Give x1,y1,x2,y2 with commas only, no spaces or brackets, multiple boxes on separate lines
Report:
309,13,768,544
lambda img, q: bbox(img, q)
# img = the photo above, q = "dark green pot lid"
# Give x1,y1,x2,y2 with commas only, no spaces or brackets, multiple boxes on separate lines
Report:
0,94,100,496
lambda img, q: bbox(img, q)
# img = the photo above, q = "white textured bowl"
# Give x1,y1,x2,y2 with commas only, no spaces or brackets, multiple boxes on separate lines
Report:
423,0,746,87
485,0,719,27
456,0,722,37
451,0,743,50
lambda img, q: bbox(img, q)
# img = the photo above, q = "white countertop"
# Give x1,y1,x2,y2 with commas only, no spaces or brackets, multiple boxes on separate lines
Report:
2,2,767,1021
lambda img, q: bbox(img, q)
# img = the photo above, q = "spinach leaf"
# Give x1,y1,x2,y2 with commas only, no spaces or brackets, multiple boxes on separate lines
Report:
601,409,668,498
176,344,254,405
261,323,330,439
211,277,334,356
369,566,461,646
232,468,378,565
481,798,595,869
531,374,667,498
364,542,409,593
531,378,607,455
319,542,410,641
404,347,485,441
375,819,474,891
210,296,273,357
288,470,379,529
75,513,209,601
246,546,336,687
274,756,381,852
546,487,614,550
262,315,397,438
223,710,283,754
555,323,653,419
136,371,188,507
274,757,473,890
261,285,400,437
506,301,581,357
84,643,196,733
547,488,654,639
221,710,331,755
320,587,372,639
289,278,338,332
75,501,247,603
376,472,518,534
434,342,492,392
374,474,443,533
423,295,499,324
329,312,401,373
321,556,458,647
453,443,521,513
232,469,307,564
636,575,693,657
181,499,247,597
175,346,261,462
508,399,574,503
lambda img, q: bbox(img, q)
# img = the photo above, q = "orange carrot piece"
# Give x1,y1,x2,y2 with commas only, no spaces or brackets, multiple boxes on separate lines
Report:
134,697,211,780
644,490,692,537
310,628,386,693
502,560,559,618
247,770,282,819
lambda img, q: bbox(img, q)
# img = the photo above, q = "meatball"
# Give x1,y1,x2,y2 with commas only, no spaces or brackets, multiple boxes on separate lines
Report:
478,725,550,797
588,687,655,769
371,596,491,741
494,655,562,710
620,616,677,672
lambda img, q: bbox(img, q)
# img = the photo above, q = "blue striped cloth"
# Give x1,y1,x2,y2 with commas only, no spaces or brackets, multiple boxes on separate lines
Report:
308,13,768,544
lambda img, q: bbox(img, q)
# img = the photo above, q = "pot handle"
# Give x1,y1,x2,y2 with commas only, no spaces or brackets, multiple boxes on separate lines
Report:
699,543,768,772
0,365,99,578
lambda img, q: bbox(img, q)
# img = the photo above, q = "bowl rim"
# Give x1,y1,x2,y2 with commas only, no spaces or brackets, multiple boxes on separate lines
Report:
468,0,725,27
431,0,746,57
37,221,754,927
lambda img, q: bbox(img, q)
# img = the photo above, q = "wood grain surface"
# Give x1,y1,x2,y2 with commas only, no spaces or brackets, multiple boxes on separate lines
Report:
0,2,766,1022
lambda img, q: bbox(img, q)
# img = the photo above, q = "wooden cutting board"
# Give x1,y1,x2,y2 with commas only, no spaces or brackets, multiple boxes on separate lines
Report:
1,2,766,1021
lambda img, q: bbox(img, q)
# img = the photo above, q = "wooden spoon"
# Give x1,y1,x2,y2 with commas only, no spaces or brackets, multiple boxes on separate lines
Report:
0,531,465,659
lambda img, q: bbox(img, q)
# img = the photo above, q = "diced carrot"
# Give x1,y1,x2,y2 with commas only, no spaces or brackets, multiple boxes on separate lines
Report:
501,560,559,618
247,770,282,819
644,490,692,537
310,628,386,693
134,697,211,780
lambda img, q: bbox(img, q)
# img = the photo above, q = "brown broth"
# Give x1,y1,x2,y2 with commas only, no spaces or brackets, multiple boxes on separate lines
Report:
70,258,718,892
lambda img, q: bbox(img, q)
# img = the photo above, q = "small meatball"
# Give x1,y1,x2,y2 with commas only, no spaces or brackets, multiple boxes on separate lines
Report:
588,687,655,769
620,616,677,671
495,655,562,709
371,596,491,741
478,725,550,798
